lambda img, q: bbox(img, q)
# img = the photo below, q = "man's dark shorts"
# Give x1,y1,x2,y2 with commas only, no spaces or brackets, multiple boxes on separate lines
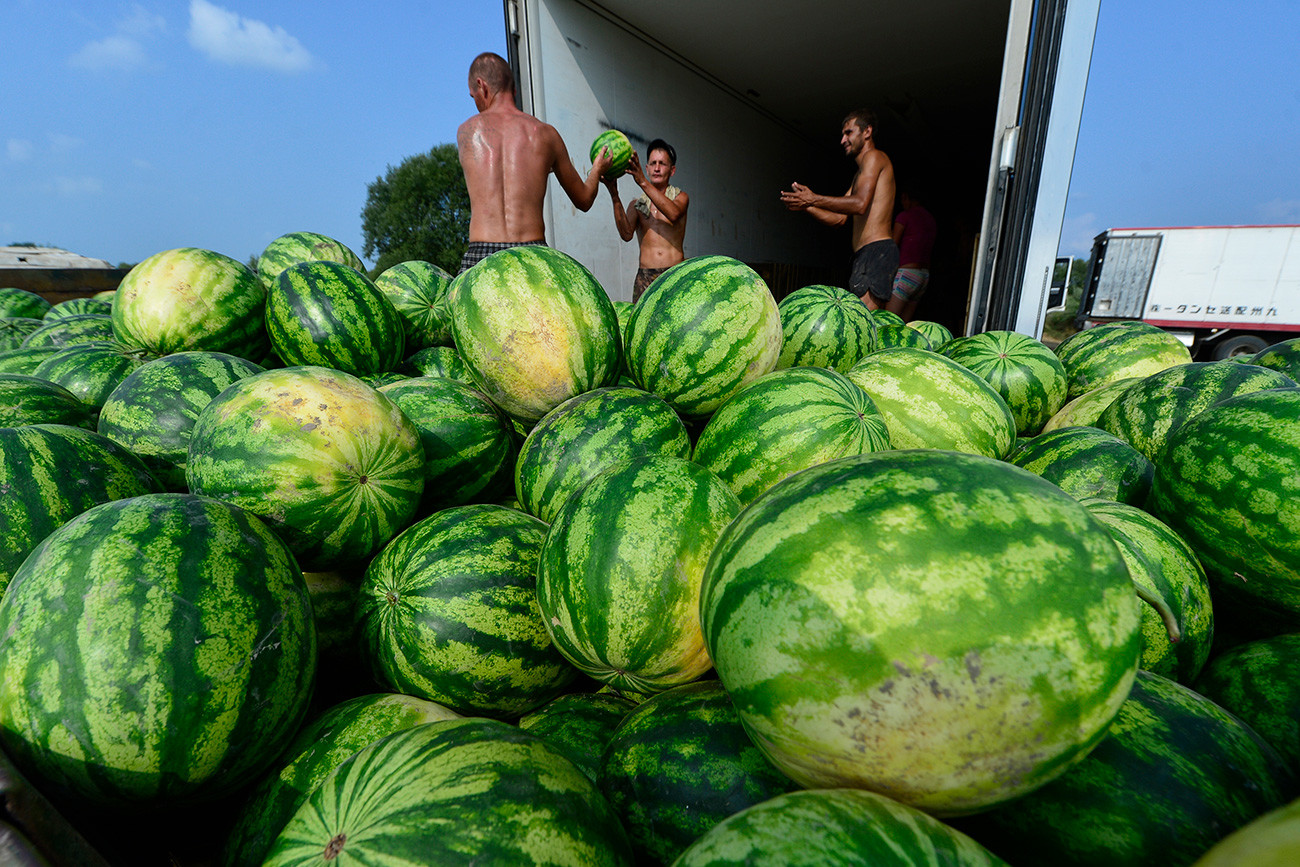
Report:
850,239,900,302
459,240,548,274
632,266,670,302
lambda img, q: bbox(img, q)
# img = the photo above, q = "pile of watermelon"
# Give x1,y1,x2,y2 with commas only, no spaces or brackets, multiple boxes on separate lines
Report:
3,234,1300,866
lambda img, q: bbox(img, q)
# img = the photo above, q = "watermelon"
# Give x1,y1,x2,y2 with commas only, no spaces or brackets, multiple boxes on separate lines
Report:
1094,360,1295,462
871,309,905,327
624,255,782,419
775,284,877,373
1192,799,1300,867
265,259,406,376
300,567,364,675
223,692,461,867
1082,498,1214,683
907,319,953,349
449,246,620,423
0,373,95,429
517,691,636,783
0,287,51,319
1040,376,1143,432
591,129,633,178
1193,634,1300,772
0,345,67,375
874,322,931,350
31,341,152,411
377,376,516,513
262,718,634,866
111,247,269,359
44,297,112,320
952,670,1295,867
1055,321,1193,398
0,424,161,592
256,231,365,288
598,680,798,865
0,317,45,350
691,366,891,506
944,330,1069,435
699,449,1140,814
674,788,1008,867
358,504,576,716
846,347,1017,459
1251,336,1300,380
1148,388,1300,625
186,365,425,571
96,351,266,491
401,344,471,382
514,385,691,523
20,313,116,348
372,259,454,351
537,455,741,693
0,492,316,805
1004,425,1154,505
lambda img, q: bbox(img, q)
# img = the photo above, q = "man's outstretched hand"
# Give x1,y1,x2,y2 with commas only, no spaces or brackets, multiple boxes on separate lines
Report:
780,182,815,211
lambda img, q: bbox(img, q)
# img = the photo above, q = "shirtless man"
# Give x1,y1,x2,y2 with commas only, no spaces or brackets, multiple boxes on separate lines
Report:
603,139,689,301
456,51,612,273
780,109,897,308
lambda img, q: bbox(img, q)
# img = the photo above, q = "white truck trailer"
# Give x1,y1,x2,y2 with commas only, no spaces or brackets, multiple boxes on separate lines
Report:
500,0,1100,340
1075,225,1300,359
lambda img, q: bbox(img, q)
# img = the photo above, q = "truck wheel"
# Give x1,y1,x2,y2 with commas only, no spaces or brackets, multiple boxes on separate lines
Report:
1212,334,1269,360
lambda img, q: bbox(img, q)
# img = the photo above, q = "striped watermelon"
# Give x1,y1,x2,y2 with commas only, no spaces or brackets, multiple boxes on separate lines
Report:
96,351,265,490
21,313,116,348
256,231,365,288
591,129,633,178
357,504,578,717
871,309,905,328
537,455,741,694
907,319,953,350
0,316,44,350
1148,388,1300,624
944,330,1069,435
1193,634,1300,773
515,386,691,523
674,788,1008,867
1094,360,1295,462
598,680,798,865
262,718,634,865
44,297,112,320
1004,425,1154,505
0,345,66,375
0,424,161,592
186,366,425,571
449,246,620,423
1055,321,1193,398
372,259,454,351
223,692,461,867
624,255,782,419
691,366,891,506
112,247,269,359
378,376,516,513
1192,798,1300,867
0,492,316,805
402,344,471,382
518,691,637,783
1082,498,1214,683
846,347,1017,459
0,373,95,429
874,323,931,350
775,284,877,372
700,449,1140,814
31,341,152,412
1040,377,1143,432
952,670,1294,867
0,287,51,319
301,567,364,674
1251,336,1300,380
266,260,405,376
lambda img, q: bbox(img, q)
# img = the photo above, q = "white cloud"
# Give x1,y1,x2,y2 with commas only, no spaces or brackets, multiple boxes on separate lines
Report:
69,34,148,71
48,133,84,154
52,176,105,197
1059,211,1101,258
120,4,166,37
1258,198,1300,224
7,139,34,162
187,0,314,73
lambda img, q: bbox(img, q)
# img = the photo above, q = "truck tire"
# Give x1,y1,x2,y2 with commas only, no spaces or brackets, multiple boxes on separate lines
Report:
1212,334,1269,360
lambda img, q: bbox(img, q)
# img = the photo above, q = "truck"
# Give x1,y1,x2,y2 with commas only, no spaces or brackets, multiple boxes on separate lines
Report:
1074,225,1300,359
499,0,1101,340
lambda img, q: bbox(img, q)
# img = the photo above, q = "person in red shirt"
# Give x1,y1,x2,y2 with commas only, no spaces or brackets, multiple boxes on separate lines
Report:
890,188,938,321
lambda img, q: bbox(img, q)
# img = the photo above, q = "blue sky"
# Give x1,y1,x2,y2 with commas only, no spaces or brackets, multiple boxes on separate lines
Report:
4,1,1299,267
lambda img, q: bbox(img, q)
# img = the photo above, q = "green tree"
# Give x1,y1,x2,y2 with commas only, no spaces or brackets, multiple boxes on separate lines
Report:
361,144,470,275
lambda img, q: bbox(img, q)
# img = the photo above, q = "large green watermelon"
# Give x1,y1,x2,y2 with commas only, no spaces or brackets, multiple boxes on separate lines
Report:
111,248,268,359
775,284,877,372
372,259,454,351
0,493,316,806
44,297,112,320
449,246,620,423
0,345,64,375
700,449,1140,815
357,504,578,717
31,341,152,412
0,317,45,350
1055,321,1193,398
1193,634,1300,772
21,314,116,348
1004,425,1154,505
186,366,425,570
263,718,634,865
0,373,95,429
944,330,1068,435
1040,376,1143,432
1251,337,1300,380
691,365,891,506
256,231,365,288
517,691,636,783
624,255,782,419
537,455,740,694
591,129,633,178
0,287,52,320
